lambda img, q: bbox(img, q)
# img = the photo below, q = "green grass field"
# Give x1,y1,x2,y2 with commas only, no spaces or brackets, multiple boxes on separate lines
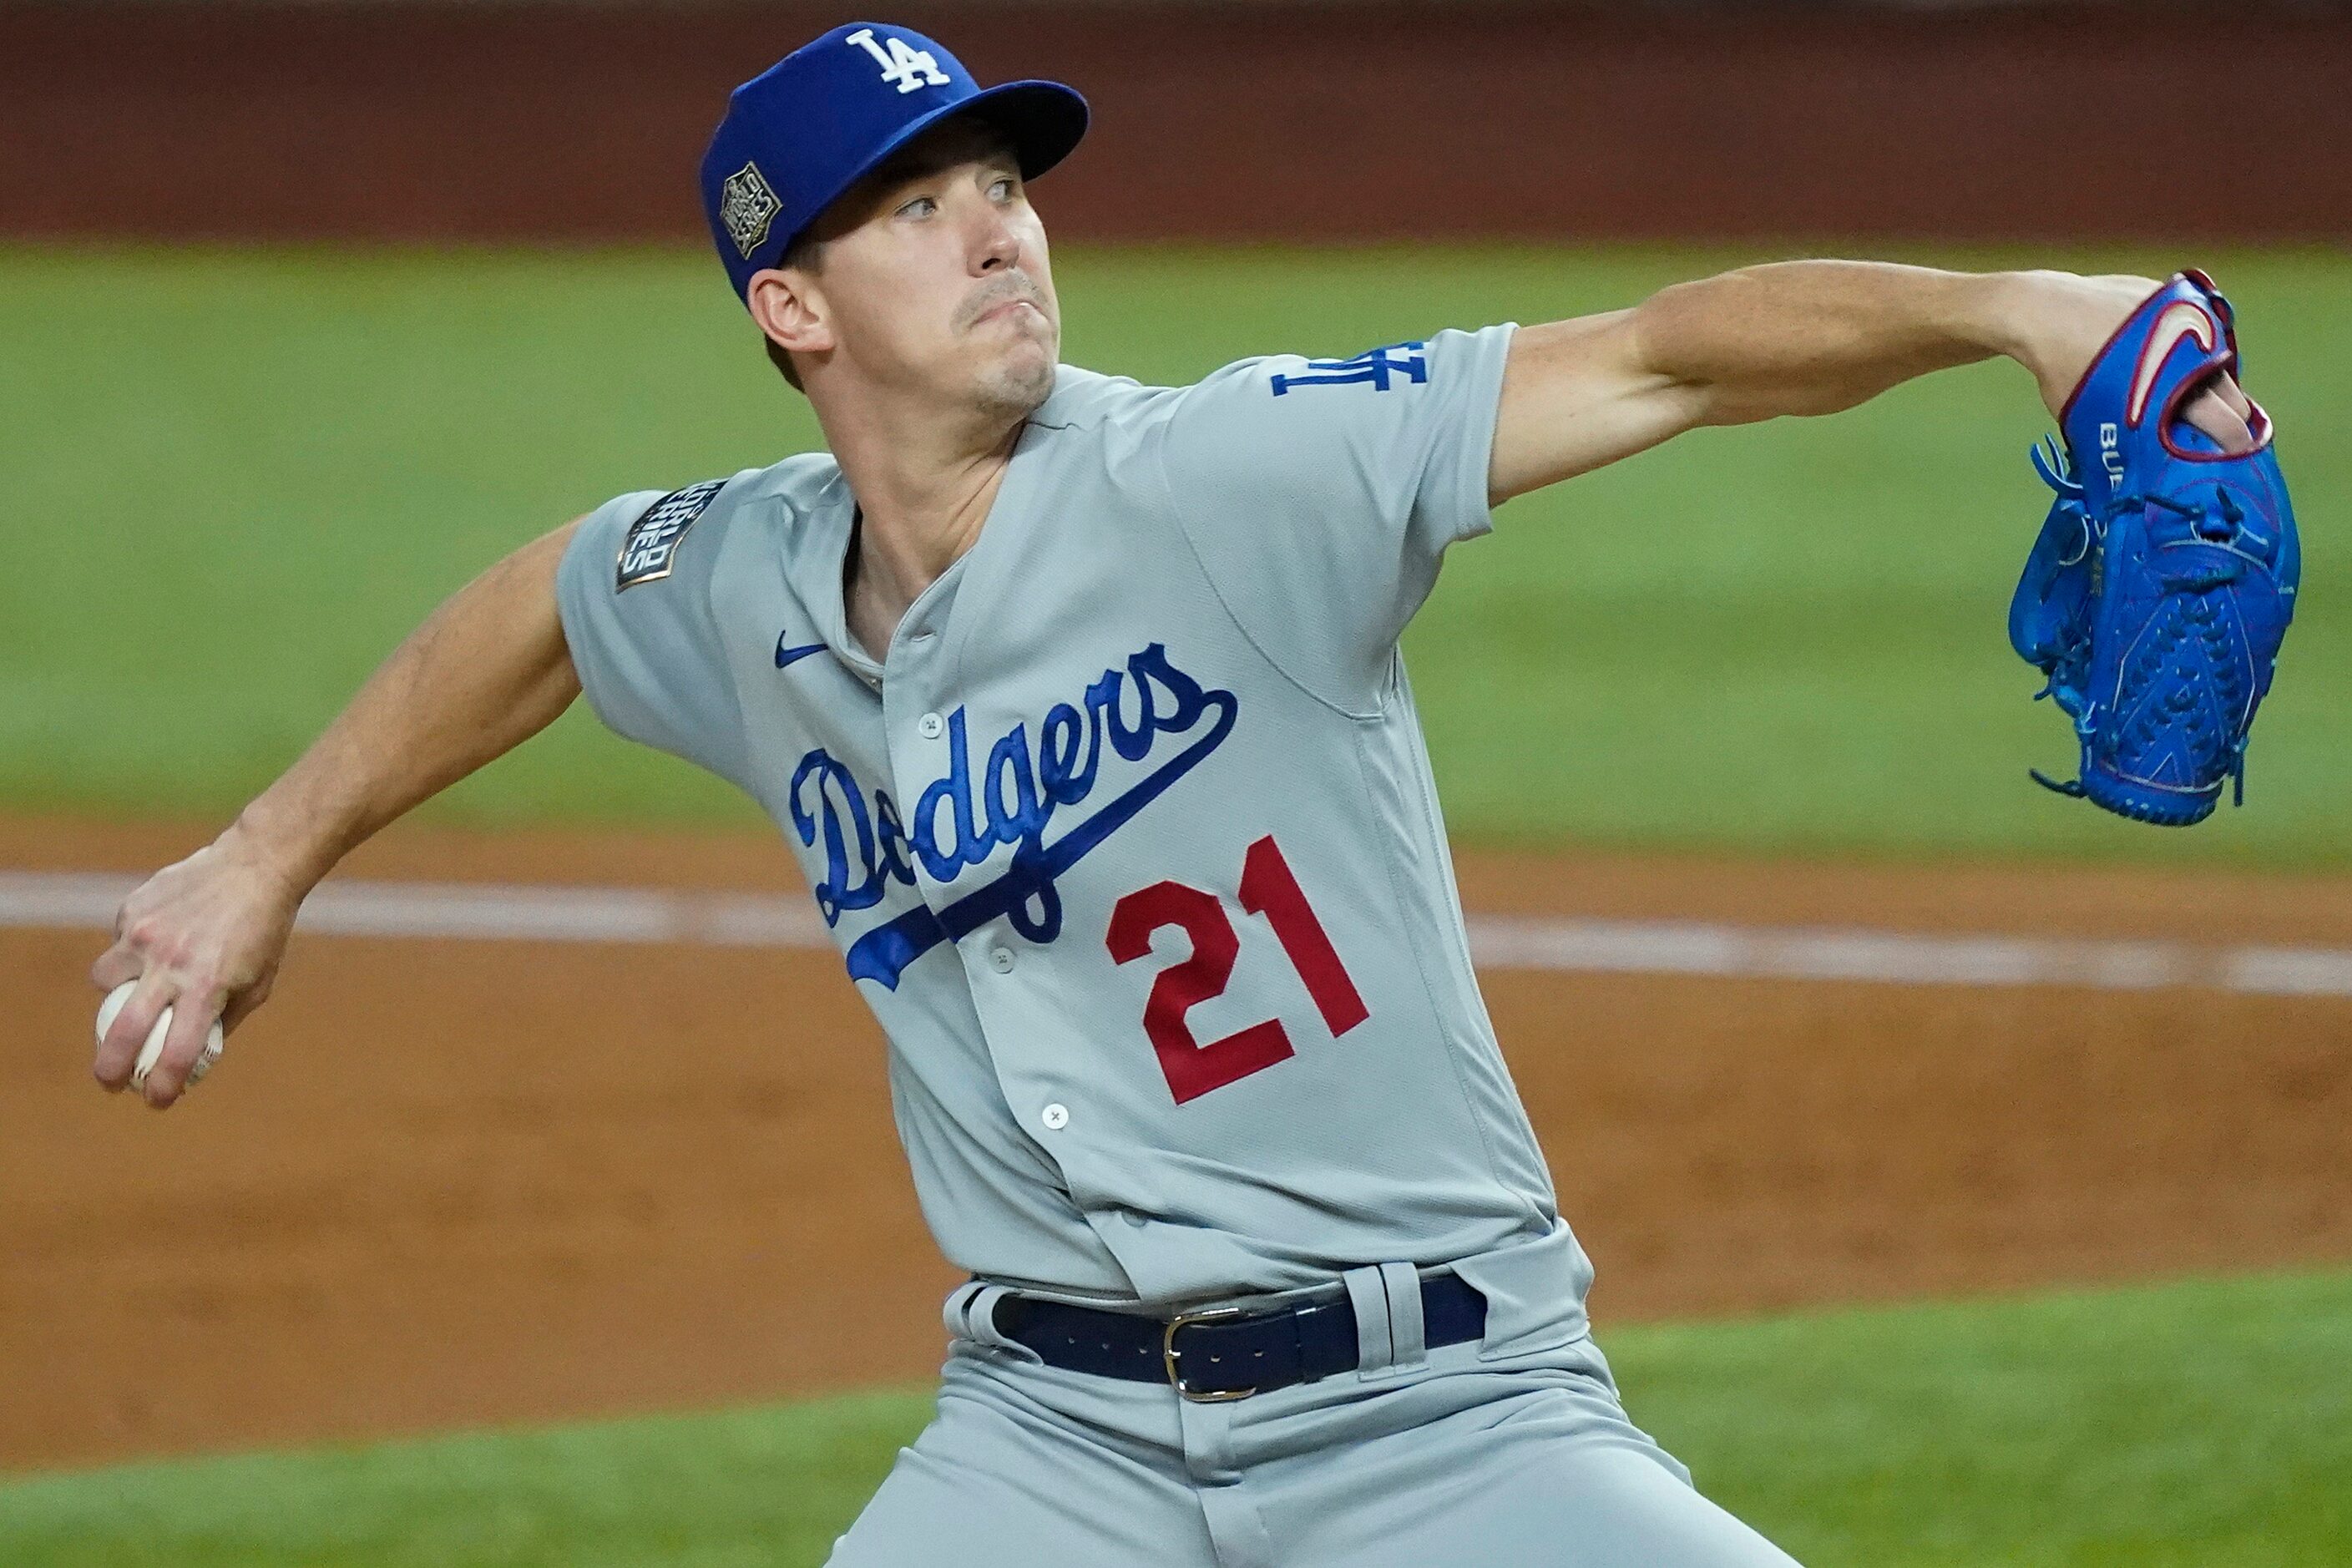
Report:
5,246,2345,1558
3,244,2344,864
4,1269,2346,1567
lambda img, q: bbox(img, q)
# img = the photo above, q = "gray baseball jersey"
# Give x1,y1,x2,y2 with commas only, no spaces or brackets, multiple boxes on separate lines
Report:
556,324,1595,1328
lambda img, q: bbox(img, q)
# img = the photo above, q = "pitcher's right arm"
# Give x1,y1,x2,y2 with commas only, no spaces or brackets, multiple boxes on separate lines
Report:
90,517,586,1107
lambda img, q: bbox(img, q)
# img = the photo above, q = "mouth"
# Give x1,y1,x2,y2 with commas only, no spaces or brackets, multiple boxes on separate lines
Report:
971,297,1044,330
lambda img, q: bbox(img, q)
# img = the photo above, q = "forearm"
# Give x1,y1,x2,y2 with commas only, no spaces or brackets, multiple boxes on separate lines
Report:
229,520,584,891
1487,262,2208,503
1631,260,2042,427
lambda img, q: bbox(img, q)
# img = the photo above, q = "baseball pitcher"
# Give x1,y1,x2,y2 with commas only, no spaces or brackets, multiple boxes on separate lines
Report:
90,23,2284,1566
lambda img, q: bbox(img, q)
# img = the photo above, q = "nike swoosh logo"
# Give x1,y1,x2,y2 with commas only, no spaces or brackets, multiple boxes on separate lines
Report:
2127,300,2218,428
775,635,828,670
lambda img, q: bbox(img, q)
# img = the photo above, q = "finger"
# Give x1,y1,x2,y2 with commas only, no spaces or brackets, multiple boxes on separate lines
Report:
220,974,275,1034
94,972,175,1092
90,941,144,994
144,984,225,1108
2181,387,2253,455
2213,373,2254,421
187,1033,224,1085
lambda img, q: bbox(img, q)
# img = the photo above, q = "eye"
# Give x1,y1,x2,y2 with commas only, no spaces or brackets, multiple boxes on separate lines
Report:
897,195,938,219
988,175,1019,202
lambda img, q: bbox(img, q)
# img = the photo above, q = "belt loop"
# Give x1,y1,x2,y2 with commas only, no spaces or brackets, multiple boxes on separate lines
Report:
943,1282,1042,1363
943,1280,989,1342
1378,1262,1428,1372
1342,1264,1397,1379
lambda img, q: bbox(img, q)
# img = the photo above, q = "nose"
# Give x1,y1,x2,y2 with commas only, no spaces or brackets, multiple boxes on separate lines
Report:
964,195,1021,276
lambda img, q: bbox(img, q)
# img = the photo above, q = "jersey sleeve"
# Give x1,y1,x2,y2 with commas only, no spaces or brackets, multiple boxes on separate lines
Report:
554,486,753,791
1153,323,1516,712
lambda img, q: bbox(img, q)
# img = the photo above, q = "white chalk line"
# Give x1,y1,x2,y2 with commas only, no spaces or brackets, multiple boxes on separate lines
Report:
4,869,2347,999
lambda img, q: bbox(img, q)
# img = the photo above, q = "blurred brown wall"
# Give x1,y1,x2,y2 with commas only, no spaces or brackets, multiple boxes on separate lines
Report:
4,3,2349,245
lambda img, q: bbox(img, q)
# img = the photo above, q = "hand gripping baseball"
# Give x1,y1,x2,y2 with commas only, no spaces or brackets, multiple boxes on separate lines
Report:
89,831,304,1107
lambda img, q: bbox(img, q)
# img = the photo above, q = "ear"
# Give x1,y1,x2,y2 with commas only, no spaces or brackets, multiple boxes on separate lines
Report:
746,267,833,361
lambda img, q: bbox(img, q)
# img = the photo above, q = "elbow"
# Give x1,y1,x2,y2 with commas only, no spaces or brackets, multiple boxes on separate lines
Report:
1631,268,1887,429
1627,273,1757,426
1630,270,1758,376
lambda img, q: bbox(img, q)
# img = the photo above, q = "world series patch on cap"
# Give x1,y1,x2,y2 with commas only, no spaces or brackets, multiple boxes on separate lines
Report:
699,22,1089,302
717,164,784,260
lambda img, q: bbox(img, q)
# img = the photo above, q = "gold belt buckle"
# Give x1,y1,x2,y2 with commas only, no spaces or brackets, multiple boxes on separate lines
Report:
1163,1306,1257,1403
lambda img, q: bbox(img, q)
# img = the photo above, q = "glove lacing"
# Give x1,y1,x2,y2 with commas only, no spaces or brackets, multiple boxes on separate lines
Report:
2024,439,2098,799
2025,438,2254,810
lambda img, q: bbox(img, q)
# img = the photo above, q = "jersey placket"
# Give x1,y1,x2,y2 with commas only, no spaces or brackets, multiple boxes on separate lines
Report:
878,569,1067,1153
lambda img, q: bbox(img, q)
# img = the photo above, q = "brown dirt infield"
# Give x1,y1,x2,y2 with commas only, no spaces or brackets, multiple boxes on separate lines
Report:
3,814,2349,1473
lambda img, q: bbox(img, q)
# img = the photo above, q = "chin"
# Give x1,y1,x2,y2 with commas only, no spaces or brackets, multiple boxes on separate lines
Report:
974,343,1057,417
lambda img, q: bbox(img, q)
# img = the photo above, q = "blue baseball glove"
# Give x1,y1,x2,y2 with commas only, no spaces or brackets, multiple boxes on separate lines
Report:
2009,271,2300,825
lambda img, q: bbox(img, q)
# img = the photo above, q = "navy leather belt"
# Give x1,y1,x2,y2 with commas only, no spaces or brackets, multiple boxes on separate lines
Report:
992,1273,1487,1402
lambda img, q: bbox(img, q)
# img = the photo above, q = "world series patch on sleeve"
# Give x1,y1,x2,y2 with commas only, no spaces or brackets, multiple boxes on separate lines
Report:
2009,271,2302,827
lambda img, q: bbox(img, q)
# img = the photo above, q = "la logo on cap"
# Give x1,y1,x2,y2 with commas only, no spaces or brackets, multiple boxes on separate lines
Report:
845,27,950,94
697,23,1087,301
719,162,782,259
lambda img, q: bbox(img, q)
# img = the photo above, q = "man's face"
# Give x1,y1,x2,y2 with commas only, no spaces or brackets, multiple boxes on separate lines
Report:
777,120,1059,417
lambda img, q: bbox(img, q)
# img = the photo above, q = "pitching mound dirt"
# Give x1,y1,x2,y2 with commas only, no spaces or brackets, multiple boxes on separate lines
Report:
4,817,2346,1469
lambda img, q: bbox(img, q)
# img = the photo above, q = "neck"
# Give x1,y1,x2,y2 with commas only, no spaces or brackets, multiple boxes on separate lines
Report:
814,378,1034,658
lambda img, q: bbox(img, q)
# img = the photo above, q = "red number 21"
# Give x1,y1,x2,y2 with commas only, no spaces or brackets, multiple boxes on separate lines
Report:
1105,836,1370,1105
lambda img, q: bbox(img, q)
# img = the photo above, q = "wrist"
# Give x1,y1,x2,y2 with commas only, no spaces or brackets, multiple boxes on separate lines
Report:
1949,269,2055,365
1990,270,2165,417
225,791,345,901
1871,266,2093,387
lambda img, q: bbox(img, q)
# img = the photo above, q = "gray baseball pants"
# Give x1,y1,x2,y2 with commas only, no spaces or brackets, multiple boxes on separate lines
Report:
826,1273,1803,1567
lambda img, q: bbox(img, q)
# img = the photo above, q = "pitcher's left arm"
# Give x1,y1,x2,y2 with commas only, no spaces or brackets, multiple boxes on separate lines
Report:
1486,261,2257,503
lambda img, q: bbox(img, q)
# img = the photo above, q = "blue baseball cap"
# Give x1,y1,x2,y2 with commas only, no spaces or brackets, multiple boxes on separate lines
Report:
700,23,1088,303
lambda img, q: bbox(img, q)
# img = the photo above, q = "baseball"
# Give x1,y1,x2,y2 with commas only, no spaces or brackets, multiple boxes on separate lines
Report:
97,980,225,1094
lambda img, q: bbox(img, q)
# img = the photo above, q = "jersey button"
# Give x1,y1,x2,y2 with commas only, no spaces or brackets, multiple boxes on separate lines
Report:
1041,1104,1070,1131
988,947,1016,974
917,712,945,740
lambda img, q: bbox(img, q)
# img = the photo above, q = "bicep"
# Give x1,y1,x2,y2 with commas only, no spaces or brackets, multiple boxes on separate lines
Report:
513,516,588,714
427,517,584,716
519,514,586,671
1487,311,1711,503
407,516,586,764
